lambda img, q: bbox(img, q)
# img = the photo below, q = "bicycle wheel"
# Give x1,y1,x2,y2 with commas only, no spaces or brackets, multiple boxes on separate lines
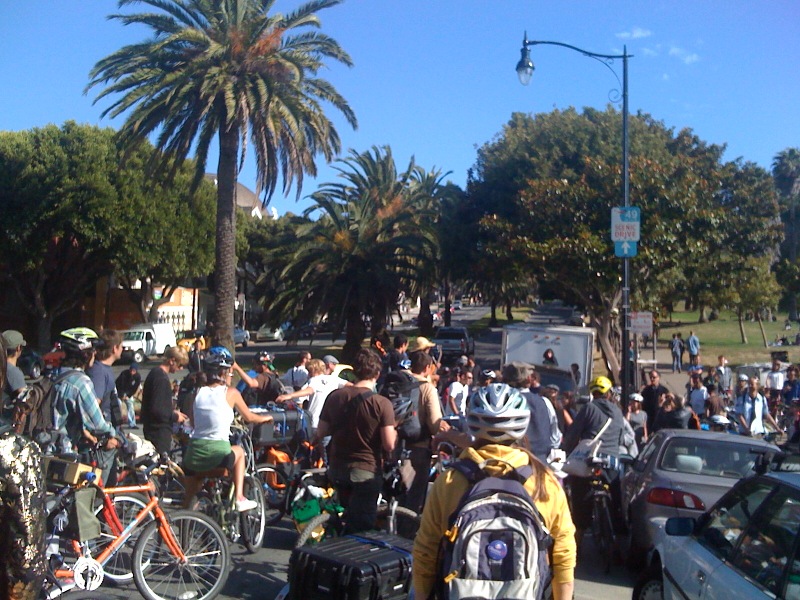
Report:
294,512,340,548
254,463,289,526
240,474,267,553
87,493,153,583
132,509,230,600
189,491,218,521
375,504,421,540
592,496,614,573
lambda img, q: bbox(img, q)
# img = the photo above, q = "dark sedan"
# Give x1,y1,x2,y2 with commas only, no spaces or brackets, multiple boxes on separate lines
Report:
18,348,45,379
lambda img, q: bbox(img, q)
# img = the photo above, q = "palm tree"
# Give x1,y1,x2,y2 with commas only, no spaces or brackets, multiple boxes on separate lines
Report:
263,146,437,360
87,0,356,349
773,148,800,319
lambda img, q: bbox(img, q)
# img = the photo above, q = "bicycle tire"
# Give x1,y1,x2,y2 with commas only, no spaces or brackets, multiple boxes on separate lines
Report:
254,463,289,526
375,504,421,540
294,512,339,548
132,509,230,600
240,474,267,553
593,495,614,573
189,490,218,520
87,492,153,583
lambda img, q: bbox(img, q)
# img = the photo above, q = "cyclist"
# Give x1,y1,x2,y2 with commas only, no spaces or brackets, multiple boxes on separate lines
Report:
51,328,121,460
312,348,396,534
412,383,576,600
182,347,273,512
562,375,625,545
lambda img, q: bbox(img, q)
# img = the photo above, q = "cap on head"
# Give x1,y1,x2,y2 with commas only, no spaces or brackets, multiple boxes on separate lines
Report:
130,362,139,370
1,330,26,349
629,393,644,403
322,354,339,365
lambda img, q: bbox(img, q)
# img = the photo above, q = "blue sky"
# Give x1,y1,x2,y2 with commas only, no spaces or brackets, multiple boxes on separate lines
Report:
2,0,798,217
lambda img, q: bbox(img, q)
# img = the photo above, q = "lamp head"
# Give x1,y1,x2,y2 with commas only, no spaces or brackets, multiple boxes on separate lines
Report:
516,38,534,85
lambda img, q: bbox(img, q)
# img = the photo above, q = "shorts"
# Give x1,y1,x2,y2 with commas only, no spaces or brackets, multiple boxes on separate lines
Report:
183,439,234,474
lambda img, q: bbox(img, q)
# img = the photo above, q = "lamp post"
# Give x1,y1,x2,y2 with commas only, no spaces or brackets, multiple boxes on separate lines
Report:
516,33,633,404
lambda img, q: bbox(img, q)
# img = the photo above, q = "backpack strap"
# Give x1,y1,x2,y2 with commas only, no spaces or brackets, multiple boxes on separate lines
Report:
451,458,534,486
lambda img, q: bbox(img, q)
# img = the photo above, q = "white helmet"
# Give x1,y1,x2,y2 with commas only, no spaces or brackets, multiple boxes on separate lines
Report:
466,383,530,444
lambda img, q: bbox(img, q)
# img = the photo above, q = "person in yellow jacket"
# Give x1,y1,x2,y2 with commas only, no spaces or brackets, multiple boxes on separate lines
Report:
412,382,576,600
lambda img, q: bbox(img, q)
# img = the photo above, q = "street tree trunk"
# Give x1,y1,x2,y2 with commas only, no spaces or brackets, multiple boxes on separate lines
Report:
212,124,239,352
593,314,622,383
758,314,768,347
738,311,748,344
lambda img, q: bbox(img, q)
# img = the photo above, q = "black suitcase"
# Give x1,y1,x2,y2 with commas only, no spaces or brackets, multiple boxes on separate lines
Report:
288,531,413,600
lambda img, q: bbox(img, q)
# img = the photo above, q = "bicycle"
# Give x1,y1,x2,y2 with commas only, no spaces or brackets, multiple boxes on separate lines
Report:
43,460,230,600
585,454,620,574
187,421,267,553
292,447,421,547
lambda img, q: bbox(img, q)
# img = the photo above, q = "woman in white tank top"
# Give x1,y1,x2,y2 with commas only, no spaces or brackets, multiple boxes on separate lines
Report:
183,348,273,512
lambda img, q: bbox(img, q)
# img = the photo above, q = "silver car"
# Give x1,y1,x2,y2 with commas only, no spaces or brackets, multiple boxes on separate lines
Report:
622,429,779,563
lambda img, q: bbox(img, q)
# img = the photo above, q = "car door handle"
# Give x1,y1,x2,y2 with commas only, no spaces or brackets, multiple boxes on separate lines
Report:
696,569,706,585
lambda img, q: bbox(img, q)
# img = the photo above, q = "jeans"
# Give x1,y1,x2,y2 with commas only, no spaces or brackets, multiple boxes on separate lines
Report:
126,397,137,428
399,446,432,516
672,352,682,373
330,467,382,534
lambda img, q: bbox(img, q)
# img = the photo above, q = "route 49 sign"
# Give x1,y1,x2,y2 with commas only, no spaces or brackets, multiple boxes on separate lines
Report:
611,207,641,242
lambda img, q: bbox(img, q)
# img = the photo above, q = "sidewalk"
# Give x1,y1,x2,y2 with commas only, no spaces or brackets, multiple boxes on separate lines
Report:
636,341,690,396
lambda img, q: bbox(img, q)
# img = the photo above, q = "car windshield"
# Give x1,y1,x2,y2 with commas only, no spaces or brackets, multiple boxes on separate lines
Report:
659,438,762,478
435,330,466,340
123,331,144,341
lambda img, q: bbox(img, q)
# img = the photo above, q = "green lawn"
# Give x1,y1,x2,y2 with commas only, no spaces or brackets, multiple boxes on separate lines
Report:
658,308,798,366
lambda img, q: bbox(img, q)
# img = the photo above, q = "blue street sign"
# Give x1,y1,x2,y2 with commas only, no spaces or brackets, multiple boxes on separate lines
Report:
615,241,638,257
611,207,641,242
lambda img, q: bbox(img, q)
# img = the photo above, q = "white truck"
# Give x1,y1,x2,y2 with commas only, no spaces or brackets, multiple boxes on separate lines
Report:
501,324,595,392
121,323,177,363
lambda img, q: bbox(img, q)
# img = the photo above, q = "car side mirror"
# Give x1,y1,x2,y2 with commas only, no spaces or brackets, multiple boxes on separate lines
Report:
665,516,695,537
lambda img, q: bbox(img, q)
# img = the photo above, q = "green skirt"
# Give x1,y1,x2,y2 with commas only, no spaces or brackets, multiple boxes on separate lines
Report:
183,439,232,472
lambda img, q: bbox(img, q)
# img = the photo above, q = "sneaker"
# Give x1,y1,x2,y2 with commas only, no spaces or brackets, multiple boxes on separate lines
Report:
236,498,257,512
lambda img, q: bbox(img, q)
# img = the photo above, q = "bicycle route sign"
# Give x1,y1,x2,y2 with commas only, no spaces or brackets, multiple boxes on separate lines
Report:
611,206,640,258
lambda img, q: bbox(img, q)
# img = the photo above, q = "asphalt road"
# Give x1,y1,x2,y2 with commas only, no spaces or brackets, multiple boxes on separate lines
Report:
98,304,635,599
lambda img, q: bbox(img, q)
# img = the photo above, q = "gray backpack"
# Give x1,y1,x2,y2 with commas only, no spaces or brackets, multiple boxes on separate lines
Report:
437,458,552,600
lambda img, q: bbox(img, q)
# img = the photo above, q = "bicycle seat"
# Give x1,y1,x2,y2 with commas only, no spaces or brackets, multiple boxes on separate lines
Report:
183,467,230,479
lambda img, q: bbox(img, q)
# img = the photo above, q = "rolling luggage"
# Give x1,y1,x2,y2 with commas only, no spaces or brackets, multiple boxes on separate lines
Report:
288,531,413,600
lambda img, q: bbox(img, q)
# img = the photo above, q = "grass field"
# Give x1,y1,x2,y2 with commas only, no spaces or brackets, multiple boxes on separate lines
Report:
657,308,800,366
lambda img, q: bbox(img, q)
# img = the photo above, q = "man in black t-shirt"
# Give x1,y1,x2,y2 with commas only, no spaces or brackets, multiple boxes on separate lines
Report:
641,370,669,430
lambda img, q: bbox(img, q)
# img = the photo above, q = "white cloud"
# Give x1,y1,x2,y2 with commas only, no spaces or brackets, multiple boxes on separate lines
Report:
668,45,700,65
616,27,653,40
643,47,658,57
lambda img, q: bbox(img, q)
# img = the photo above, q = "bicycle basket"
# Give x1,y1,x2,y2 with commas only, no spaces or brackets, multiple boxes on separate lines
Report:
48,487,102,542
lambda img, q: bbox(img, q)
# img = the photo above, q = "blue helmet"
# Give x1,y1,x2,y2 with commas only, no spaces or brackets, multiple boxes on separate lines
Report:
204,346,234,372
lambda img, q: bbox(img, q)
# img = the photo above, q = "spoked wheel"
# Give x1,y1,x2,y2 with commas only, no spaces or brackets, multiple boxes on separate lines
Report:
254,463,289,526
132,509,230,600
632,563,663,600
592,496,615,573
240,475,267,553
87,493,153,583
375,504,421,540
294,512,341,548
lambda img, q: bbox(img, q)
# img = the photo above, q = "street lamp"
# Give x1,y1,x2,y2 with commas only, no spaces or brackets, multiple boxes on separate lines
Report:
516,32,634,404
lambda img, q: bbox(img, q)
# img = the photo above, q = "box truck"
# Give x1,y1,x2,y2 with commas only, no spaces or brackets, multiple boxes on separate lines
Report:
121,323,177,363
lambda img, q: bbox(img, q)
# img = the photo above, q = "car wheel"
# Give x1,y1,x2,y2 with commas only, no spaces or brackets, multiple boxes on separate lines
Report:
632,564,662,600
133,350,145,364
29,363,42,379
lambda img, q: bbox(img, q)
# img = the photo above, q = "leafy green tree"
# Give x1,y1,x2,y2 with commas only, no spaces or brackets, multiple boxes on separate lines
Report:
259,146,437,360
88,0,356,351
472,108,781,377
112,147,217,322
773,148,800,319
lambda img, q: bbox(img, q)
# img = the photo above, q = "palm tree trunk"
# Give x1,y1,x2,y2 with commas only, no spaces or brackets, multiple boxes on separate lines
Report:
212,124,239,351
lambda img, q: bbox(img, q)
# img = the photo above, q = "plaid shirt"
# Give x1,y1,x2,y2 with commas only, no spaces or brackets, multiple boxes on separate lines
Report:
53,369,116,451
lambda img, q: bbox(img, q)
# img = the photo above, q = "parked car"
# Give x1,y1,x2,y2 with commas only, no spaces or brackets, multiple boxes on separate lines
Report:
176,329,208,352
233,326,250,348
18,348,45,379
255,324,284,342
433,326,475,358
452,299,462,310
635,464,800,600
622,429,780,566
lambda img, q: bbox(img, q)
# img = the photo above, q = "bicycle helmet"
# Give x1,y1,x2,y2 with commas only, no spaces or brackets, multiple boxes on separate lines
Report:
589,375,613,395
629,393,644,403
59,327,100,358
203,346,234,372
466,383,530,444
256,351,274,364
710,414,730,426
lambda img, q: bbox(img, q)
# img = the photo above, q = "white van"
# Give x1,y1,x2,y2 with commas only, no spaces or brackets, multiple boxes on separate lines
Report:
121,323,177,363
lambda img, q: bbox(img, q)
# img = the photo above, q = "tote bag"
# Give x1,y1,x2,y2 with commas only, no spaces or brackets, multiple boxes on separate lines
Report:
562,418,612,477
